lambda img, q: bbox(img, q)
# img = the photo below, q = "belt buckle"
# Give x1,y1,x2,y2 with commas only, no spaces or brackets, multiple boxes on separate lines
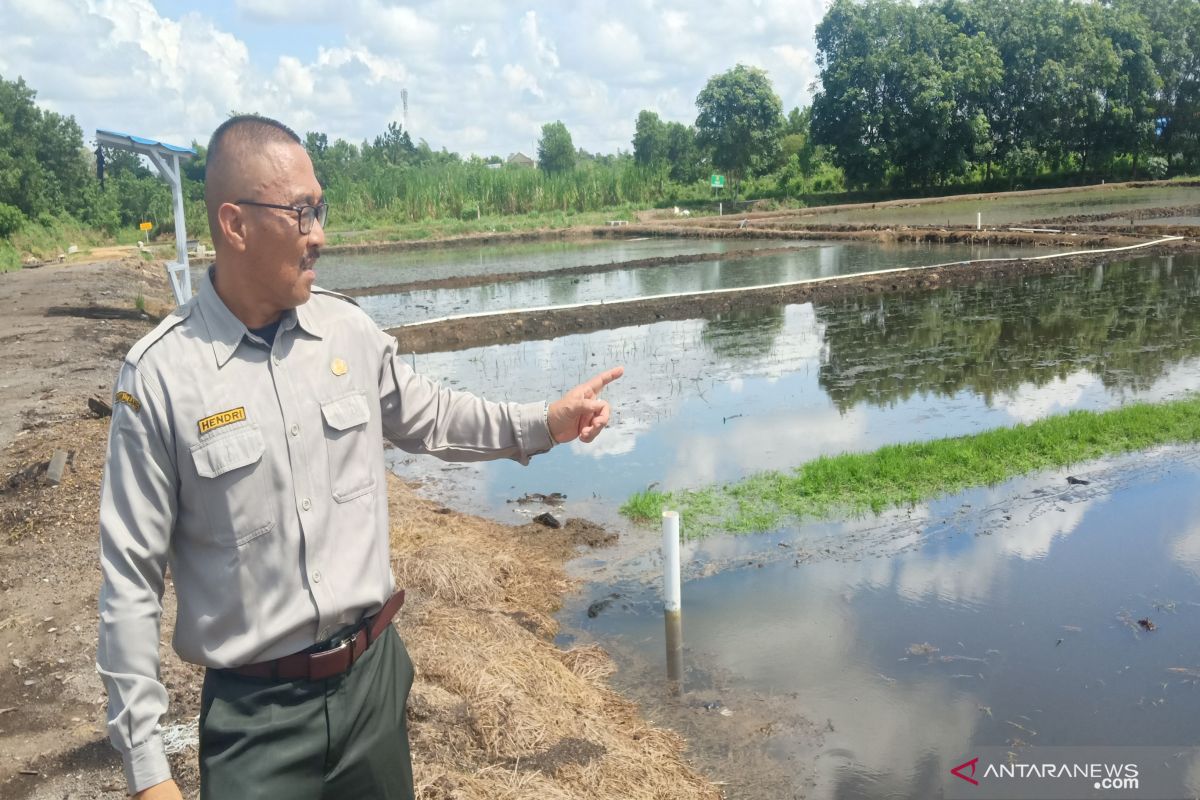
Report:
310,634,354,680
327,627,362,660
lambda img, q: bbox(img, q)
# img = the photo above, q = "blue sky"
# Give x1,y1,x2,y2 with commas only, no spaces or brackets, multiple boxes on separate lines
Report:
0,0,827,158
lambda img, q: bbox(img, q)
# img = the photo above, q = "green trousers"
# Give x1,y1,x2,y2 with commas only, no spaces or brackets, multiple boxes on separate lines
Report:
199,626,415,800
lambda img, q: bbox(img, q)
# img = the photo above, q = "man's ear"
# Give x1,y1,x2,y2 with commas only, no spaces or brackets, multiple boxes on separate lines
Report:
217,203,247,253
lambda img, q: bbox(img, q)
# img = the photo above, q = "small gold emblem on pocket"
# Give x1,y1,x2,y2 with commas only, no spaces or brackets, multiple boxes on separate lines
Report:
331,358,348,376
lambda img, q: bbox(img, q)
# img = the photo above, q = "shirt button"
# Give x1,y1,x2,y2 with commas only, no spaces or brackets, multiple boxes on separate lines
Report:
301,498,311,511
290,424,300,437
312,571,321,584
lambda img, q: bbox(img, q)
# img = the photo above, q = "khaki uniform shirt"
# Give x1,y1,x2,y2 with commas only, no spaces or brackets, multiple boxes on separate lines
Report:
97,277,553,792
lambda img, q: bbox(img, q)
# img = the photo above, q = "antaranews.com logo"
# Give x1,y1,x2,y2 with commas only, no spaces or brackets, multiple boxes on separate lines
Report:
951,756,1137,790
944,747,1197,799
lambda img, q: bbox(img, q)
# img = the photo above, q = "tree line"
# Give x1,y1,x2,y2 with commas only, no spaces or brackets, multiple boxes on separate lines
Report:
810,0,1200,190
1,0,1197,256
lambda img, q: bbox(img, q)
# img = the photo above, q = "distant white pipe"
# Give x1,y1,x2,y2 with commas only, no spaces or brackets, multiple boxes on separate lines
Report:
662,510,681,613
977,212,982,231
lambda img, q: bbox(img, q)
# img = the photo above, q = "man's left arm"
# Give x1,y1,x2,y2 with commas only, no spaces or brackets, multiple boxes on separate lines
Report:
375,331,621,460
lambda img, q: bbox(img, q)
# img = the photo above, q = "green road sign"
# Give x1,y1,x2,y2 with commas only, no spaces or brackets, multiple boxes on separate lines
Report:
710,174,725,188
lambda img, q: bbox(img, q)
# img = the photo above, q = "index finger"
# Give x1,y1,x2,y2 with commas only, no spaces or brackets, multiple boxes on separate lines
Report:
581,366,624,397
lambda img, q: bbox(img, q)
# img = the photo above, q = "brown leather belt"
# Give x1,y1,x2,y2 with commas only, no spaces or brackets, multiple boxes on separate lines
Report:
228,590,405,682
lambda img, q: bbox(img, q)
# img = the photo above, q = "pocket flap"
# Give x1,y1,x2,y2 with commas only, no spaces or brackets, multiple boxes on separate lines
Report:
191,427,266,478
321,392,371,431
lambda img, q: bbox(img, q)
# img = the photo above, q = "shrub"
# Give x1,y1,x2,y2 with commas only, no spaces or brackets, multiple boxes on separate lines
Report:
1144,156,1169,180
0,203,26,239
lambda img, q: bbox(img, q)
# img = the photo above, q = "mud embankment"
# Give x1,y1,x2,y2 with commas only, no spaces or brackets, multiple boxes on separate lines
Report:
663,178,1200,227
588,223,1154,248
392,240,1195,355
340,244,814,296
1026,203,1200,226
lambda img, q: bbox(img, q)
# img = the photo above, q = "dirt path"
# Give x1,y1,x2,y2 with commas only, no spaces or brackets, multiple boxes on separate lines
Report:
0,260,721,799
0,258,173,452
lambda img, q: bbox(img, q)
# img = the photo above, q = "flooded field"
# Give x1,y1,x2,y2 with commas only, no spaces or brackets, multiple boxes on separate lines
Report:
313,236,792,291
562,450,1200,799
762,186,1200,229
355,240,1046,326
387,253,1200,527
376,242,1200,798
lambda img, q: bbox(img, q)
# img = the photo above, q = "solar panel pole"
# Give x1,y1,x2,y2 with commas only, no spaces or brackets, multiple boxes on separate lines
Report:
145,148,191,306
96,130,196,307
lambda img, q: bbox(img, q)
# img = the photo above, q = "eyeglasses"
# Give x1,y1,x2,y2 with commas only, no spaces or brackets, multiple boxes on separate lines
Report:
237,200,328,235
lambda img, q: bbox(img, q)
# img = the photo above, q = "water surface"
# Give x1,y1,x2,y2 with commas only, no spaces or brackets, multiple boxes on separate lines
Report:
560,452,1200,799
387,253,1200,529
314,237,793,291
359,240,1045,326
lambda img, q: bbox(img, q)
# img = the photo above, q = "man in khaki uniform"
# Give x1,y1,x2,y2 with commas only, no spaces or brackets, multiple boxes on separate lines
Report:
97,115,622,800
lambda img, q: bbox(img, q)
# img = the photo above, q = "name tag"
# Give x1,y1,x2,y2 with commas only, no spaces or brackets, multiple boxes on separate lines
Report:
198,407,247,435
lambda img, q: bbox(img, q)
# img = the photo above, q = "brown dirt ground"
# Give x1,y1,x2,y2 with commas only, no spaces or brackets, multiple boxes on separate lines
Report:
0,259,721,799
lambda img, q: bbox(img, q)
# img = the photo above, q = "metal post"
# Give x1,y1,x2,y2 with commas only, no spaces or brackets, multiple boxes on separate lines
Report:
146,148,192,307
170,154,192,304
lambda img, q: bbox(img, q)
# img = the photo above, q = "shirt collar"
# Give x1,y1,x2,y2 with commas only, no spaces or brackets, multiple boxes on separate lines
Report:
197,269,321,368
197,272,249,369
294,296,325,340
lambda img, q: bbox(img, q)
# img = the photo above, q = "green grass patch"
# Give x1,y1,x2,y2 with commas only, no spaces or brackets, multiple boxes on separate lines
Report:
0,240,20,272
621,397,1200,537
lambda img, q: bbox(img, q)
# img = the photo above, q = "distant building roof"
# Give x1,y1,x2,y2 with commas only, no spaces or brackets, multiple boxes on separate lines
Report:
507,151,535,166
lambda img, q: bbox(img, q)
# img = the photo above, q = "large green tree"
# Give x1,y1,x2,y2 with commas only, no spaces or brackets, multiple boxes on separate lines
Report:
811,0,1001,189
1128,0,1200,171
632,110,667,168
694,64,784,182
537,121,576,173
0,75,91,223
664,121,704,183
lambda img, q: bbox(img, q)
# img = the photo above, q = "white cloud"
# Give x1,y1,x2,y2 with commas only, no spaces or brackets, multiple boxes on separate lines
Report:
501,63,545,100
993,372,1100,424
0,0,827,158
358,0,441,52
521,10,560,70
235,0,336,23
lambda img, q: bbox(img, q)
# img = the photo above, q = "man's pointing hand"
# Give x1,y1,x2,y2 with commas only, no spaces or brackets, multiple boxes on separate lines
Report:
547,366,624,444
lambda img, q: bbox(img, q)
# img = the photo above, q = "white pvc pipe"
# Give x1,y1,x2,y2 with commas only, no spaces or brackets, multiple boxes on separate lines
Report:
977,212,982,230
662,510,681,613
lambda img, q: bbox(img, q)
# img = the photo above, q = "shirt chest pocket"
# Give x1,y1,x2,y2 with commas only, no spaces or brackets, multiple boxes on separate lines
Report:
320,391,377,502
190,426,275,547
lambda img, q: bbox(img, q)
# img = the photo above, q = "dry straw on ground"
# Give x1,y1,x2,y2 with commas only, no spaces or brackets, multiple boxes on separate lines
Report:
389,483,721,799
